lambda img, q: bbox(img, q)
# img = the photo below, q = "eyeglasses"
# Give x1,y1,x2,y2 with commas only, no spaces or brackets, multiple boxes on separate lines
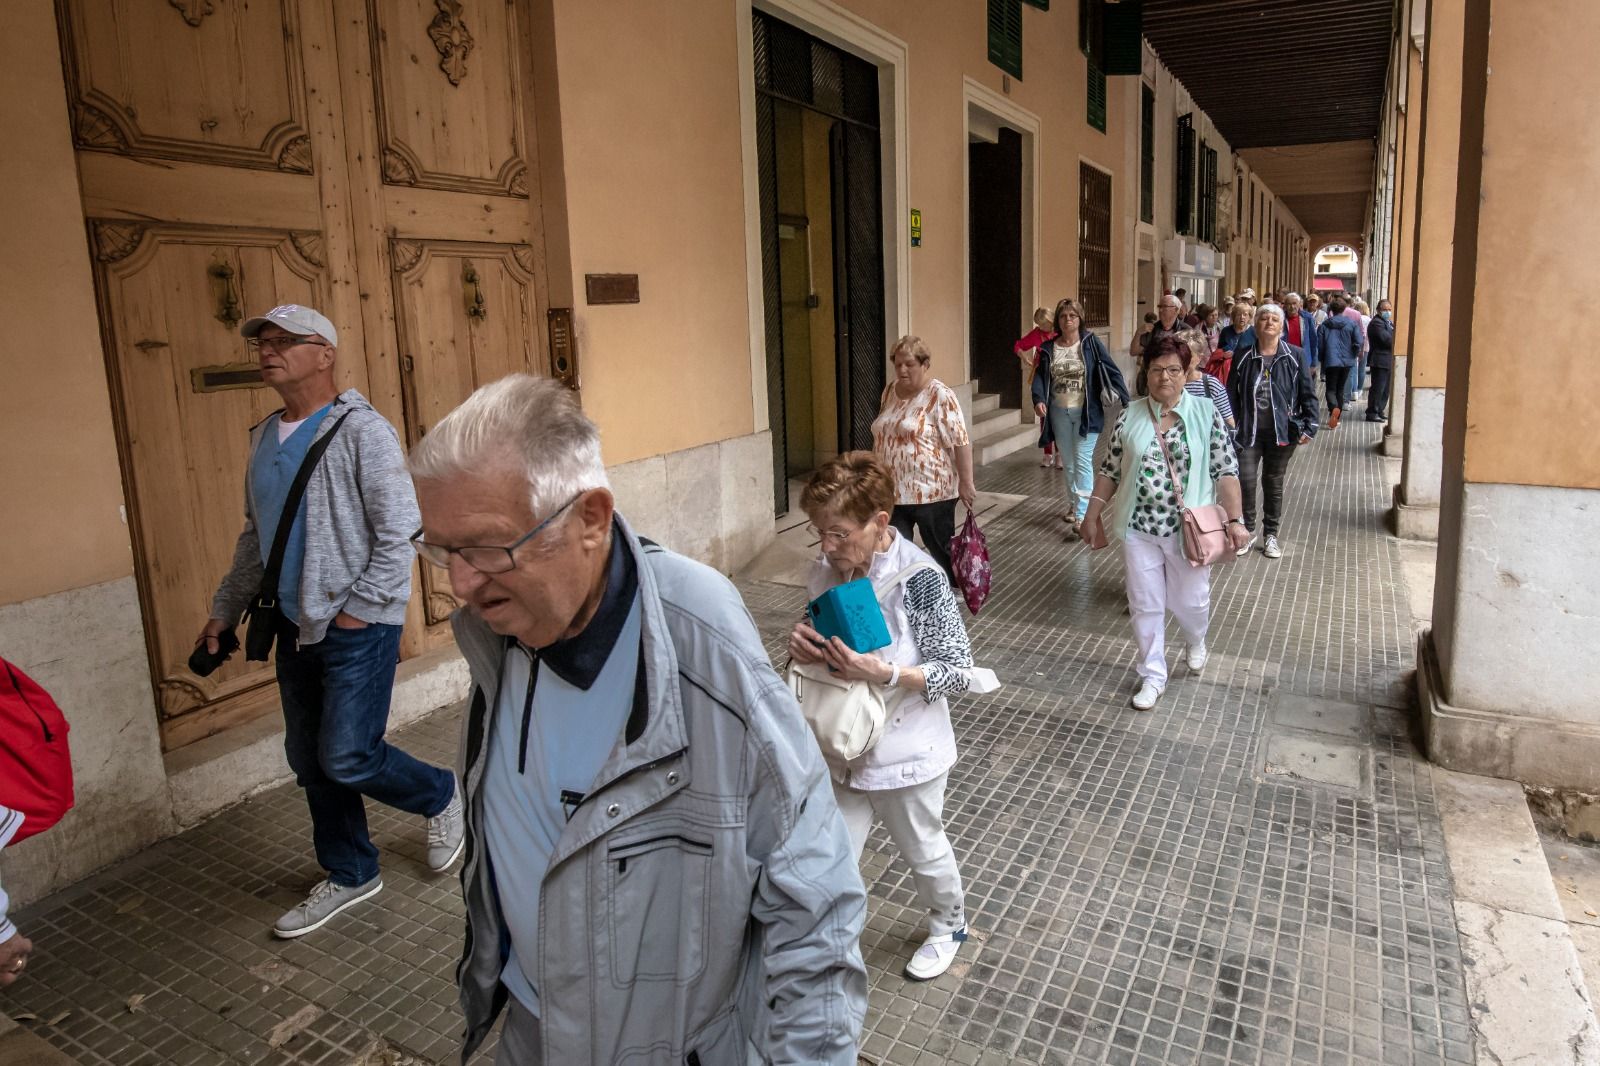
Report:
1147,366,1186,379
411,494,581,574
249,335,327,355
805,524,857,545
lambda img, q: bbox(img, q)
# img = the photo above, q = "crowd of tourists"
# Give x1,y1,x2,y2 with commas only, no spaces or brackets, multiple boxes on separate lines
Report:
0,288,1393,1062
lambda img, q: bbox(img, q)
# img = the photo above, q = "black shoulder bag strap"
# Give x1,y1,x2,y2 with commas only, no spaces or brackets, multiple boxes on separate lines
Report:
244,410,353,660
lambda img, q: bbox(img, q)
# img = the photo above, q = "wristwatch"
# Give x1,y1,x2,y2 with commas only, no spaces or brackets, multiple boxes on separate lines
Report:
1227,517,1246,526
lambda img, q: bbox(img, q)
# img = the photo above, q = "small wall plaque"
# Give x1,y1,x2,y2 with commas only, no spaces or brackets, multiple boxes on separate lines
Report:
584,273,639,305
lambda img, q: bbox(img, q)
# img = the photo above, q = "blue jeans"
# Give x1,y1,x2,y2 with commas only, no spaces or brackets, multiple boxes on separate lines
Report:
1047,403,1099,519
276,622,453,886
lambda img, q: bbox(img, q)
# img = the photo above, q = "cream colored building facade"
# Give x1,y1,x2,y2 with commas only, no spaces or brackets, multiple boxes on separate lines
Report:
0,0,1316,906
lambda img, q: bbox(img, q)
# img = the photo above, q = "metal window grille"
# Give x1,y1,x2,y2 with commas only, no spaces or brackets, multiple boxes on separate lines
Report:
1175,113,1194,235
1078,163,1112,328
1139,83,1154,223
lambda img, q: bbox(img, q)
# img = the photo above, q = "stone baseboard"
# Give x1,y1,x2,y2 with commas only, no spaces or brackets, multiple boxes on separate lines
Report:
1390,483,1439,540
1382,430,1405,458
1419,628,1600,790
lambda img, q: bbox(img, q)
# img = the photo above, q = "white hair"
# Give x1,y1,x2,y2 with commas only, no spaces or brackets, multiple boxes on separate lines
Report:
1256,302,1287,329
1285,292,1303,304
408,374,611,519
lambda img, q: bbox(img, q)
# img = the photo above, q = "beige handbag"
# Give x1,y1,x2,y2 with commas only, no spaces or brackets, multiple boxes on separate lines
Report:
787,563,937,763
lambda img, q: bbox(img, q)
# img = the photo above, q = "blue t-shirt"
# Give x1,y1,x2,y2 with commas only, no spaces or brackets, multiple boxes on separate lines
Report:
249,404,332,623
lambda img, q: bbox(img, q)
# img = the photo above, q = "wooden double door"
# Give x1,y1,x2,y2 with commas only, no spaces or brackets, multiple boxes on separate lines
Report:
61,0,566,749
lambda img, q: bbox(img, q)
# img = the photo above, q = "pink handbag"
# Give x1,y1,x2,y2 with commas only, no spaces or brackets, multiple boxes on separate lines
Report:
1152,413,1234,568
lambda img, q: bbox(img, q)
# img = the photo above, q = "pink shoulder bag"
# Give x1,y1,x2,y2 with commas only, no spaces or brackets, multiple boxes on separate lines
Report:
1151,404,1234,568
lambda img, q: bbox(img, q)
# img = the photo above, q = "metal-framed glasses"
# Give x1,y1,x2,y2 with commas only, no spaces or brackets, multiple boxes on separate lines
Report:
411,494,580,574
1147,365,1186,379
249,335,328,355
805,524,858,546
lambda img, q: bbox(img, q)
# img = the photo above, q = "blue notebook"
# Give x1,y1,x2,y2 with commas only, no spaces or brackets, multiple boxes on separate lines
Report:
807,578,892,653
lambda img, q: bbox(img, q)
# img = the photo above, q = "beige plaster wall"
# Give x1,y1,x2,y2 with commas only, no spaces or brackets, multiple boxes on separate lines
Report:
1404,0,1463,392
1390,43,1423,362
0,0,132,607
1459,0,1599,490
549,0,757,466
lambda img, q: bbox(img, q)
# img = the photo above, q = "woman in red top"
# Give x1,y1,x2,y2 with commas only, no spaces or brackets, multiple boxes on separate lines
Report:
1014,308,1059,467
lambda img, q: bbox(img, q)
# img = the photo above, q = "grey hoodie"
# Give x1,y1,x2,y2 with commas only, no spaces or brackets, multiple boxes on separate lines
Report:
210,389,419,646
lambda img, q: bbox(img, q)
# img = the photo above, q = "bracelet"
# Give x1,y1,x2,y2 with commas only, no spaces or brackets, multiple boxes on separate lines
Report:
888,663,901,688
1089,496,1109,505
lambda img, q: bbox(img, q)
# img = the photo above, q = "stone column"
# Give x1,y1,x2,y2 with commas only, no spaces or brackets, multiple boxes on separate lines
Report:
1382,36,1423,458
1390,0,1463,540
1420,0,1600,789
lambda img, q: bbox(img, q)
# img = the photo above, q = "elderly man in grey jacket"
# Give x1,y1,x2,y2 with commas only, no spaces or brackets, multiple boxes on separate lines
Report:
409,374,867,1065
198,305,464,940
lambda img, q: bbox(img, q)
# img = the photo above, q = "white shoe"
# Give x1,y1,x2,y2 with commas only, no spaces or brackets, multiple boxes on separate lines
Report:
1186,644,1208,672
1131,681,1164,711
1263,535,1282,560
1235,533,1256,558
905,927,967,981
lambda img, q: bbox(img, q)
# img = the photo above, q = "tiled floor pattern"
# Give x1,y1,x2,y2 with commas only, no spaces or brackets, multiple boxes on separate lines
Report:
6,409,1471,1064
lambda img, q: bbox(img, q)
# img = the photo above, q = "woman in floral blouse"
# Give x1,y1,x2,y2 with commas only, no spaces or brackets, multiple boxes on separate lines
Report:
872,336,976,582
1080,335,1250,711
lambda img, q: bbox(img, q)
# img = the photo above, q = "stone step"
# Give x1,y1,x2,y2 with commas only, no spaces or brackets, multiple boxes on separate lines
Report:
971,391,1001,416
977,422,1040,465
969,406,1022,443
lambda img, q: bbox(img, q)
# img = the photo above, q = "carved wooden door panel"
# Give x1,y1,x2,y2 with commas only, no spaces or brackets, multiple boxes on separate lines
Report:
61,0,553,746
392,241,541,624
94,225,328,749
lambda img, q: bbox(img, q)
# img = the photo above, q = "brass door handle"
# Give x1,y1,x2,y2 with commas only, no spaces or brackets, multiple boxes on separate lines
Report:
464,264,487,322
209,262,241,328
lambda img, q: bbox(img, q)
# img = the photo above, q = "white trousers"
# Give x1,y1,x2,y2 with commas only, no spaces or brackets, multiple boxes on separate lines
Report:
1123,529,1211,688
832,773,966,936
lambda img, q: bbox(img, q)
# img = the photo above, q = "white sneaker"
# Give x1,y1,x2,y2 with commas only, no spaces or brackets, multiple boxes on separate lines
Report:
1131,681,1164,711
1186,644,1208,672
905,927,967,981
1263,535,1283,560
1235,534,1256,558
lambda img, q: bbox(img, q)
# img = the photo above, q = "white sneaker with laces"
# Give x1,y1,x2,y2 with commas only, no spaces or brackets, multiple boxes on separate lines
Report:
1263,535,1283,560
427,774,467,872
1186,644,1208,672
1235,534,1256,558
905,927,968,981
1131,681,1164,711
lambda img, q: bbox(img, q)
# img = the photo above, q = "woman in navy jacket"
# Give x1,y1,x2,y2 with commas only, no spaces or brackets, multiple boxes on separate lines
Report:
1032,298,1131,536
1315,298,1363,429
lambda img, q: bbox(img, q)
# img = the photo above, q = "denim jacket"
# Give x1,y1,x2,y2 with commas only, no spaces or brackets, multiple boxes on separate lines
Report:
1227,342,1320,448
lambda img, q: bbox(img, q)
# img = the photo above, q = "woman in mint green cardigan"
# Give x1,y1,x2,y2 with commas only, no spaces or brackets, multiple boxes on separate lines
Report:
1080,336,1250,711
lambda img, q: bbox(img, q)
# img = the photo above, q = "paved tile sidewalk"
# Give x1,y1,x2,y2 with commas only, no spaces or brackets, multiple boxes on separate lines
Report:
4,415,1473,1064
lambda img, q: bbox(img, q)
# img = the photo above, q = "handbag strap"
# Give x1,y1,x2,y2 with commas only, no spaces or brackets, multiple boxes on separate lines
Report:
870,561,942,603
257,410,352,608
1149,398,1190,513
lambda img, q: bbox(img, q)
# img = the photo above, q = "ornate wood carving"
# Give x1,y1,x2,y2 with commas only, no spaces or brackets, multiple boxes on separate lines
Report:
289,231,324,268
428,0,474,87
382,148,418,185
59,0,310,171
75,103,126,149
93,221,148,263
159,678,208,715
391,240,424,274
277,136,313,174
512,244,536,274
426,591,460,625
367,0,527,197
168,0,215,27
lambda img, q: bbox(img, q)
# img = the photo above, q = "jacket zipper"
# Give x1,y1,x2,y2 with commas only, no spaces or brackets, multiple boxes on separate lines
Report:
4,662,51,742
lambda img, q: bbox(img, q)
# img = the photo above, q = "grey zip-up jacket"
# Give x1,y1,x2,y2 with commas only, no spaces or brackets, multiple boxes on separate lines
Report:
210,390,419,646
453,516,868,1064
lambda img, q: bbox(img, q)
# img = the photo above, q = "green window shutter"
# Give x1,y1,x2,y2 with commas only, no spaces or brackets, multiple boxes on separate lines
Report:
1102,0,1142,75
988,0,1024,79
1079,0,1103,60
1087,57,1107,133
1023,0,1048,8
1175,113,1195,235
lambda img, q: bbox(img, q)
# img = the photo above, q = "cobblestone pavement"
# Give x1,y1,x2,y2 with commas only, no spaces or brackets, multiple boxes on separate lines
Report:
4,413,1473,1065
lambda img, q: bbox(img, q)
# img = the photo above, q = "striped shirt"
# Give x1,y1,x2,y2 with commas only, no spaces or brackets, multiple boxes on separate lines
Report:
1185,374,1234,422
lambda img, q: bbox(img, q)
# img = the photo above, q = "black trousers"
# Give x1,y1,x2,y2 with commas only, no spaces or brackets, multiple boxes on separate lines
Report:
1367,365,1393,419
1323,366,1352,414
1236,443,1296,537
890,499,958,583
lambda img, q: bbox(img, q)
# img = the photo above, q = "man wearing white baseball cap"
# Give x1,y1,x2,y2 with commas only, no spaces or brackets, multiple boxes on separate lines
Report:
197,304,465,939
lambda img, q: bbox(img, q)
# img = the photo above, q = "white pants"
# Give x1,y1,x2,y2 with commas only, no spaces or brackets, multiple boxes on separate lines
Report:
832,773,966,936
1123,529,1211,688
